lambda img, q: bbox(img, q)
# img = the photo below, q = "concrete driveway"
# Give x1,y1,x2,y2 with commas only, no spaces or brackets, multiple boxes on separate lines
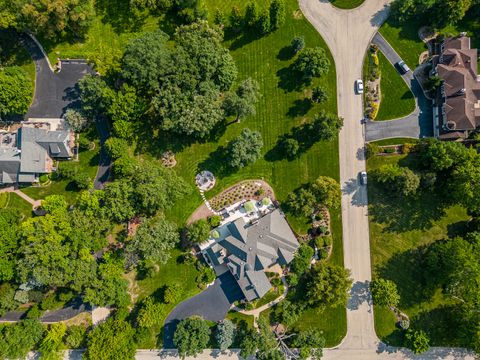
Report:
163,270,244,348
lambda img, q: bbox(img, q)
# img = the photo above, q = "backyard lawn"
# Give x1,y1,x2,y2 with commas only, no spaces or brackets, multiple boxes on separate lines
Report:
376,51,415,120
330,0,365,9
367,154,470,346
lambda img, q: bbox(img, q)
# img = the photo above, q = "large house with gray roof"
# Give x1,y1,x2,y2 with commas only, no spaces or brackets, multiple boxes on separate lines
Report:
0,125,74,184
202,209,300,301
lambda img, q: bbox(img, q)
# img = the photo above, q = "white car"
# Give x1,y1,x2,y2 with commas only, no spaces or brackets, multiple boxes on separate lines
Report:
360,171,367,185
355,79,364,94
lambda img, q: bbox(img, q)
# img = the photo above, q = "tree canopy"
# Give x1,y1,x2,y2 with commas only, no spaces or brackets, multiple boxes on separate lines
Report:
174,317,211,359
84,317,136,360
302,263,352,308
370,278,400,307
0,66,32,118
126,217,179,266
227,128,263,168
293,47,330,82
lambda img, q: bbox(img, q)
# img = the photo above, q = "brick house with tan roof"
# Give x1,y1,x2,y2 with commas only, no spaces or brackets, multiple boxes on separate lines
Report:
433,34,480,139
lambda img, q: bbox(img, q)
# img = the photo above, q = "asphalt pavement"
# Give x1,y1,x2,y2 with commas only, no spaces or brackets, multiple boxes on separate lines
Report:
365,32,433,141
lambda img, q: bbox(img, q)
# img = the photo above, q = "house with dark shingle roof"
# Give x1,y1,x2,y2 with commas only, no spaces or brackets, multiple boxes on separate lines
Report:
433,34,480,139
202,208,299,301
0,126,73,185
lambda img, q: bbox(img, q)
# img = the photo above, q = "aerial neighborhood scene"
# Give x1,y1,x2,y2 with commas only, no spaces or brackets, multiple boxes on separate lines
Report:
0,0,480,359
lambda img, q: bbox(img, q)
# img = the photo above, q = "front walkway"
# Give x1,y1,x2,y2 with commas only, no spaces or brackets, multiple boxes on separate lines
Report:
0,186,41,209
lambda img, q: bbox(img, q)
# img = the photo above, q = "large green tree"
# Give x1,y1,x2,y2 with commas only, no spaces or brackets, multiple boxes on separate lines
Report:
0,319,44,359
0,0,95,39
312,111,344,141
227,128,263,168
303,263,352,308
293,47,330,82
84,318,136,360
370,278,400,307
174,317,211,359
215,319,236,351
0,66,31,118
126,217,179,266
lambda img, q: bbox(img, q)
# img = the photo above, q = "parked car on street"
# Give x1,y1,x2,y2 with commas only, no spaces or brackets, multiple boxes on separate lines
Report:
360,171,367,185
396,60,410,74
355,79,364,94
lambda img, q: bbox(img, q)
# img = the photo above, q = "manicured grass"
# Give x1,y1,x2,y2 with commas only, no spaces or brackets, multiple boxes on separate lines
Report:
367,154,470,346
376,51,415,120
0,193,8,208
226,311,254,331
4,192,34,218
22,138,100,204
253,284,284,309
371,138,419,146
379,18,426,70
330,0,365,9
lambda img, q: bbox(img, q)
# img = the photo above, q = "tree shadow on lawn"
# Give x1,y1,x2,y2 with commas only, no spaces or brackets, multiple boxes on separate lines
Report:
265,121,323,162
226,27,265,52
95,0,148,34
134,118,228,161
277,65,309,93
410,305,465,347
198,146,235,179
368,184,447,233
377,245,438,309
277,45,295,61
287,98,312,118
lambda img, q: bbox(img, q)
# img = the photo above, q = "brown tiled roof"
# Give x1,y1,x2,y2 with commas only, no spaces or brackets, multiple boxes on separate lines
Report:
437,35,480,131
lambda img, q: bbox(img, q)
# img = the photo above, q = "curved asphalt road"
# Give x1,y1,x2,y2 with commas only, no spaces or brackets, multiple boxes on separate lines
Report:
365,33,433,141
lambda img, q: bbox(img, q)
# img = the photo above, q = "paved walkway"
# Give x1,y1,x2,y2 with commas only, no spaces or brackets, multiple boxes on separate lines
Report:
365,33,433,141
0,186,41,209
232,276,288,328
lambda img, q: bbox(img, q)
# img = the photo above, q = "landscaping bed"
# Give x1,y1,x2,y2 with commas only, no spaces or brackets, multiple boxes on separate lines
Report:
209,180,275,212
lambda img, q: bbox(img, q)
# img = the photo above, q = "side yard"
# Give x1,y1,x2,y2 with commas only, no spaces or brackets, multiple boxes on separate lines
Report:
367,152,470,346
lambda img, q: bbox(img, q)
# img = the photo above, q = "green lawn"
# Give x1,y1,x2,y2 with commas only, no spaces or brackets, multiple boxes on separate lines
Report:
329,0,365,9
367,154,470,346
22,138,100,204
379,18,426,70
226,311,254,331
376,51,415,120
1,192,34,219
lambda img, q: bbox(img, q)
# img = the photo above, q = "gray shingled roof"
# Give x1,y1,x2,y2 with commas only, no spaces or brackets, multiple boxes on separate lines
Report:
0,149,21,184
204,208,299,301
17,127,71,173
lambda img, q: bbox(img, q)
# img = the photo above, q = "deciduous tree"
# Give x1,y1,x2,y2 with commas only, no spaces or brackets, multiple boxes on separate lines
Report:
303,263,352,308
227,128,263,168
293,47,330,82
370,278,400,307
174,317,211,359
